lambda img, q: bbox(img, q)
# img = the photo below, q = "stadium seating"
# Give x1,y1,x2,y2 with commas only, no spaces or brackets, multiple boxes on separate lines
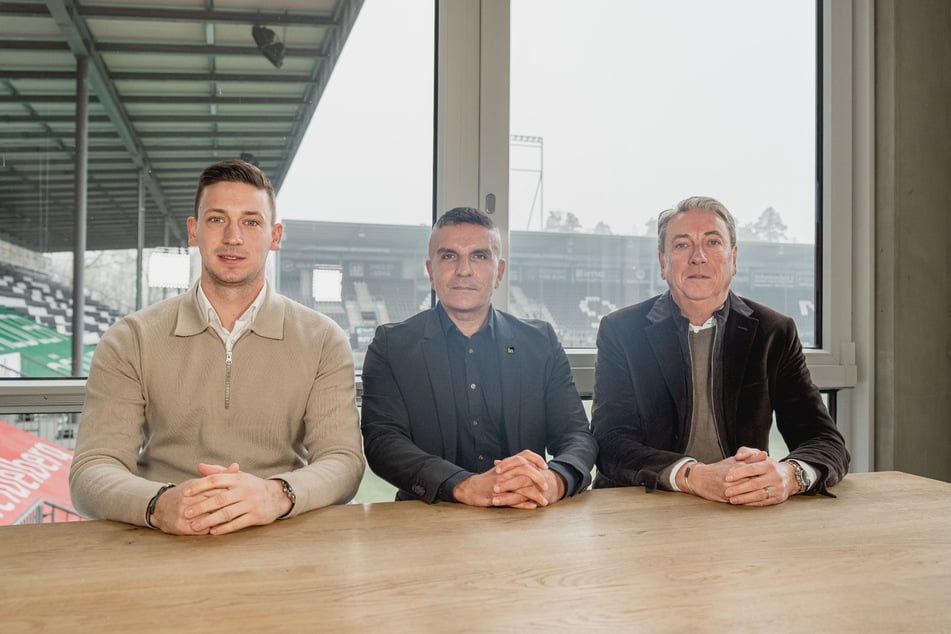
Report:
0,263,122,345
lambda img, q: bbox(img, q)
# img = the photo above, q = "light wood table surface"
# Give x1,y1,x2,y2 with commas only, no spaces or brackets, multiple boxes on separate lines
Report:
2,471,949,632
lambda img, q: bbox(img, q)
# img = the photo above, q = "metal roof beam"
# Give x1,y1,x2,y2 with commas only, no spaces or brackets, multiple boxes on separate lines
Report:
42,0,184,245
1,70,313,82
80,5,337,27
0,3,336,26
0,39,326,57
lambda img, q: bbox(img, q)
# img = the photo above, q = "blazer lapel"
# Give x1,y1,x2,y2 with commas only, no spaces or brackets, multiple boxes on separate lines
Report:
646,318,689,437
722,300,758,436
421,311,459,460
495,311,523,455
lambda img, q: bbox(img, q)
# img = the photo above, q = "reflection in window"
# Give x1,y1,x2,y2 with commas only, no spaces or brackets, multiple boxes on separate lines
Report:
508,0,818,347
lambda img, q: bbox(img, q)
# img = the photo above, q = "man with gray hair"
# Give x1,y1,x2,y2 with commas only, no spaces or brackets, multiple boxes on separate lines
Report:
591,196,849,506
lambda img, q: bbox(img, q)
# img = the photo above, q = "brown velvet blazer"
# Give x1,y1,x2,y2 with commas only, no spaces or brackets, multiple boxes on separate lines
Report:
591,291,849,493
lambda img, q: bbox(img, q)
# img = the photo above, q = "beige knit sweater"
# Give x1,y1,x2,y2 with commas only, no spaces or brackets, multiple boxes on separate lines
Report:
69,282,364,526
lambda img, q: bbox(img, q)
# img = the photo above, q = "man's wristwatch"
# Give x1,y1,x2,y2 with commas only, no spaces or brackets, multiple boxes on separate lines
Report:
786,460,811,494
274,478,296,518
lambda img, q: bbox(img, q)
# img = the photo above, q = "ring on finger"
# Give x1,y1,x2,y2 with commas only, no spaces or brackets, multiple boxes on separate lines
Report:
764,486,771,500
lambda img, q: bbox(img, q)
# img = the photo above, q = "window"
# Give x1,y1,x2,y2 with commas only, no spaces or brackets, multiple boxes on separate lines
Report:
277,1,435,372
507,0,819,348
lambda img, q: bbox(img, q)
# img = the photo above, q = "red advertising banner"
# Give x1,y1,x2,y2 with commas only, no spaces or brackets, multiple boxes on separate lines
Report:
0,420,81,525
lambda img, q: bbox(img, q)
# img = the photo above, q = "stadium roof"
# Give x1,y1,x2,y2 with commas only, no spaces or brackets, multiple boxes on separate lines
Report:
0,0,363,253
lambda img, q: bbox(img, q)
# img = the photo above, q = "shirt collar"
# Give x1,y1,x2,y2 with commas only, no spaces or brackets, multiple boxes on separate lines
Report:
196,280,268,334
436,302,496,341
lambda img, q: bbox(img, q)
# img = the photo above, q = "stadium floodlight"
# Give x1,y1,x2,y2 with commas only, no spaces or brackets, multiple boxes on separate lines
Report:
312,267,343,302
148,248,190,289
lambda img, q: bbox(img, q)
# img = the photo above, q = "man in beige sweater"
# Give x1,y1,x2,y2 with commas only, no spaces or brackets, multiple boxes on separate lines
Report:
69,160,364,535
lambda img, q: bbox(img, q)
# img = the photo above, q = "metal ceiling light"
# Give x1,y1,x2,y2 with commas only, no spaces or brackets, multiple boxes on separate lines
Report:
252,24,285,69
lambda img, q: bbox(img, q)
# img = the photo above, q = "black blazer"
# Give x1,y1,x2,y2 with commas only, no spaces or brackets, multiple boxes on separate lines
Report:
361,306,597,503
591,292,849,493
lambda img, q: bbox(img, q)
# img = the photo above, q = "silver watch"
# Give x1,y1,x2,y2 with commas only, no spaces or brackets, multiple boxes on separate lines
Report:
787,460,810,493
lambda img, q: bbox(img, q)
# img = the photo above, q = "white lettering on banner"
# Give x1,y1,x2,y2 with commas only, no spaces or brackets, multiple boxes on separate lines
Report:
0,441,71,520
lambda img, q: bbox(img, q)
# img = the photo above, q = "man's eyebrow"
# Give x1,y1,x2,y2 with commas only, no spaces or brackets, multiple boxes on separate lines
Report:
200,208,265,216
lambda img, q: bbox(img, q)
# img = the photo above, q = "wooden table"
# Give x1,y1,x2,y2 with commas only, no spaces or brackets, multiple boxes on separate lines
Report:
2,471,949,632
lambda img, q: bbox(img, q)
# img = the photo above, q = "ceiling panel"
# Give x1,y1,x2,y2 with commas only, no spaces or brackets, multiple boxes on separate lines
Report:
0,0,364,252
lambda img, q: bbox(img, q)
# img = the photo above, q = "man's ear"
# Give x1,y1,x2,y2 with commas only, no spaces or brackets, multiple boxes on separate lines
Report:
495,259,506,288
270,222,283,251
657,251,667,280
187,216,199,247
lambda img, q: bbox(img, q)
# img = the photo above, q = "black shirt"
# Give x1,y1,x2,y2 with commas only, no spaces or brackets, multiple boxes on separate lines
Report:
436,304,507,500
434,304,579,502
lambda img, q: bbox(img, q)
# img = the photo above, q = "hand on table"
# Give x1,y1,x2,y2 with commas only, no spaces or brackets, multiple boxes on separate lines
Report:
678,447,799,506
149,462,292,536
453,450,565,509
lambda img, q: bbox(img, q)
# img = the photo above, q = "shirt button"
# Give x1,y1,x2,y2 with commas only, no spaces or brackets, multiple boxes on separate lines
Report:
478,455,484,461
472,420,479,426
468,348,474,354
470,383,476,390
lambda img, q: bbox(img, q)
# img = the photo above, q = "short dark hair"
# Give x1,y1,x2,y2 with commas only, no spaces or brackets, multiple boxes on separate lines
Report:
657,196,737,253
430,207,501,258
194,160,276,222
434,206,497,231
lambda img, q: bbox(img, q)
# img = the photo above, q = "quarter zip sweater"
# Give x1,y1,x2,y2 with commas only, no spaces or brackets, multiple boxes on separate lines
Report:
69,281,365,526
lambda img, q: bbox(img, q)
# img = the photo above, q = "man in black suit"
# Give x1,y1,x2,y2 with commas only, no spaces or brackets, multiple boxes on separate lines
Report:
592,196,849,506
361,207,597,508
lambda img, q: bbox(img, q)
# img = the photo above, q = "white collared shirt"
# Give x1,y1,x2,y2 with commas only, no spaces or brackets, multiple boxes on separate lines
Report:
196,281,268,353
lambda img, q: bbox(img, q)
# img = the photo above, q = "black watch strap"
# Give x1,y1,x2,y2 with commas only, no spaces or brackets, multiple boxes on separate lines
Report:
274,478,296,518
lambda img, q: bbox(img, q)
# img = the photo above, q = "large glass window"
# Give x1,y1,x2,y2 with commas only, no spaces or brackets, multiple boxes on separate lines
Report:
277,1,435,371
508,0,818,347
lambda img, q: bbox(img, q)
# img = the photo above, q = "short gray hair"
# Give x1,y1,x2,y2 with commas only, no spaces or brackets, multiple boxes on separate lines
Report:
657,196,736,253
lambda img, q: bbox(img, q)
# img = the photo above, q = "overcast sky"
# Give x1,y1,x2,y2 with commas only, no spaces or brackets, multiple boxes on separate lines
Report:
278,0,816,243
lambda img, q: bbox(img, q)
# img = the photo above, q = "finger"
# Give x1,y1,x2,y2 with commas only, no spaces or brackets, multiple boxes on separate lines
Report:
728,485,777,506
514,449,548,469
492,484,548,508
733,446,766,462
490,490,533,507
183,485,239,519
192,498,248,534
494,451,548,473
183,472,238,496
493,455,536,474
492,474,534,493
495,464,548,491
197,462,241,477
724,461,768,483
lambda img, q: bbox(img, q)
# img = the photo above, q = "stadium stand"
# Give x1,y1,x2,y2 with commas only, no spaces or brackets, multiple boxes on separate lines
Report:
0,263,116,377
0,263,122,345
278,220,819,354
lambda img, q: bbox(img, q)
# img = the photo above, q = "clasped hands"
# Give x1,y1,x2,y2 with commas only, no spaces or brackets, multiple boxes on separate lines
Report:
677,446,800,507
149,462,291,536
453,449,566,510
